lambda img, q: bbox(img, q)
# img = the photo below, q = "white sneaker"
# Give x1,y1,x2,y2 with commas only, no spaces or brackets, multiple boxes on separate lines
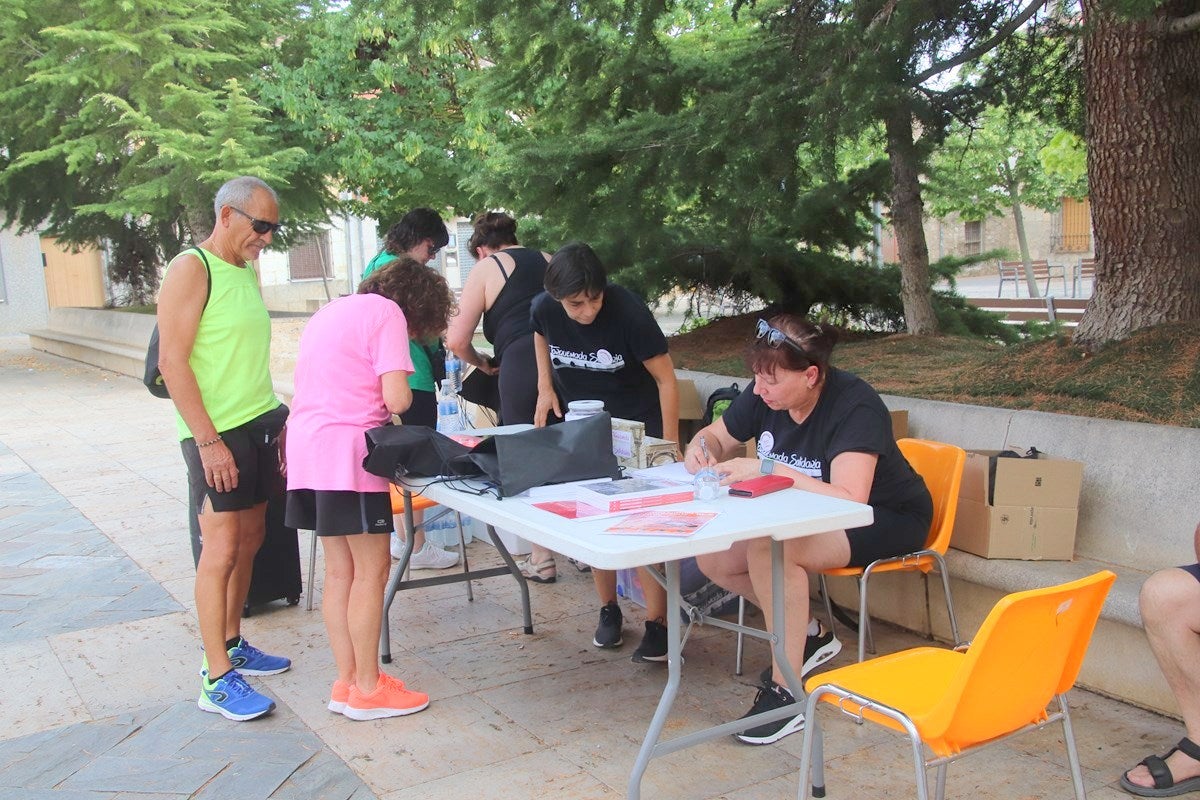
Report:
390,532,406,560
409,541,461,570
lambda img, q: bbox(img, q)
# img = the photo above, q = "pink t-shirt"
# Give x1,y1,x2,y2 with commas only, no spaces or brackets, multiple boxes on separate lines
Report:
286,293,413,492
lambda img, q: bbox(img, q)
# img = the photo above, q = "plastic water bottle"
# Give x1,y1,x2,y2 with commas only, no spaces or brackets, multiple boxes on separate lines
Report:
444,352,462,394
436,380,464,433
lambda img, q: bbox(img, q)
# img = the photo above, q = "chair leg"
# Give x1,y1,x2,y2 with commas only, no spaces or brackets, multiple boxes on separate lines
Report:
931,552,960,647
934,762,948,800
734,596,745,676
454,512,473,602
305,528,318,611
910,730,931,800
856,574,876,662
1059,694,1089,800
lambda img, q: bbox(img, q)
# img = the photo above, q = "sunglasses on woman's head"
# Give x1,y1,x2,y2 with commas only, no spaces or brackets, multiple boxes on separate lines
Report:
230,206,283,236
755,318,809,358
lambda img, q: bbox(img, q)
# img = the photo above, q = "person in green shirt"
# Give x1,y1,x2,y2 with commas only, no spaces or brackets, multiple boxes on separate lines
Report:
157,176,291,722
361,208,460,570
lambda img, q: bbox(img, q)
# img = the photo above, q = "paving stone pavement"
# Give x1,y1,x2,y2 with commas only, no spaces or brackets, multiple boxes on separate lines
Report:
0,336,1182,800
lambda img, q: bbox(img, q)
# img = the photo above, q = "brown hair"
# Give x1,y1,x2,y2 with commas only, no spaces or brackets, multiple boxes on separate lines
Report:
745,314,838,382
357,257,457,341
467,211,519,256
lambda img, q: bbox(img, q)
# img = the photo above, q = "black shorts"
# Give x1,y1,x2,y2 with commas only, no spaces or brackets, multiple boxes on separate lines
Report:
845,490,934,568
285,489,393,536
182,404,288,514
399,389,436,428
1181,563,1200,582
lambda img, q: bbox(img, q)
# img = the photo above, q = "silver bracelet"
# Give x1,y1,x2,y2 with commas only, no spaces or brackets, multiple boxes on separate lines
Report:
196,435,222,448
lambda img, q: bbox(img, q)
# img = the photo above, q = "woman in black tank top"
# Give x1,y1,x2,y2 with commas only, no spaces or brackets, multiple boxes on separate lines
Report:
444,212,557,583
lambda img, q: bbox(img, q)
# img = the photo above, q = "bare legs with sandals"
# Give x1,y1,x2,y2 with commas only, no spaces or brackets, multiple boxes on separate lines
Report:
1120,521,1200,798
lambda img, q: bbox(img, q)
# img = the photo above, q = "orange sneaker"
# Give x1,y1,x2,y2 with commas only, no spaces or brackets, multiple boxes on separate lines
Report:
343,673,429,721
328,679,353,714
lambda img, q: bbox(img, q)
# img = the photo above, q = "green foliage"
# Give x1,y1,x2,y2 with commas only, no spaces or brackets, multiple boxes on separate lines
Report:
264,0,484,225
0,0,330,303
927,107,1084,220
1038,130,1088,195
932,292,1021,344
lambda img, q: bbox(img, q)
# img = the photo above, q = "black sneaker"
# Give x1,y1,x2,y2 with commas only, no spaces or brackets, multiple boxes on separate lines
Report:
631,619,668,663
734,682,804,745
757,625,844,685
593,601,623,648
802,626,842,675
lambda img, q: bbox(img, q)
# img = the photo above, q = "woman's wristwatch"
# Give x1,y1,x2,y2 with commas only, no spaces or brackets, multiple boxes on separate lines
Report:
759,458,775,475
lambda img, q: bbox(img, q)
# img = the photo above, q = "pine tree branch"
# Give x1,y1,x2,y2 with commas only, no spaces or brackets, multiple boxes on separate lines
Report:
909,0,1048,86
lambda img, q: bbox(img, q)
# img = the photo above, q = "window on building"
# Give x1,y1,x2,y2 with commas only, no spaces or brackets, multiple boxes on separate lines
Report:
1059,197,1092,252
288,232,332,281
963,220,982,255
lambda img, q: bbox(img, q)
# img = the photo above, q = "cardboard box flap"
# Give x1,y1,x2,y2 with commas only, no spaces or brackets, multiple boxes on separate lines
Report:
960,449,1083,509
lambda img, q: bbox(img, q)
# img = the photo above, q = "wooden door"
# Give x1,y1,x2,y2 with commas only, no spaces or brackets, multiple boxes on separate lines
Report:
41,237,105,307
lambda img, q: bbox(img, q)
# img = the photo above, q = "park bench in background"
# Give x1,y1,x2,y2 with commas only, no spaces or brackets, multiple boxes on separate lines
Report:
1074,257,1096,297
967,296,1089,328
996,259,1069,297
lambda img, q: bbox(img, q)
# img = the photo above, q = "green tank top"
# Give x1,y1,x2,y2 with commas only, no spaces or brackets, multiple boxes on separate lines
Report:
362,252,435,392
168,248,279,440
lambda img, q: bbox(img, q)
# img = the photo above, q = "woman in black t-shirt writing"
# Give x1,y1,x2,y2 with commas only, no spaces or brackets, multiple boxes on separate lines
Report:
684,314,932,747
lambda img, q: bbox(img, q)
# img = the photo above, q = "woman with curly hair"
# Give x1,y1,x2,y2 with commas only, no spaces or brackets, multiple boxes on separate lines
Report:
284,259,456,721
362,208,460,569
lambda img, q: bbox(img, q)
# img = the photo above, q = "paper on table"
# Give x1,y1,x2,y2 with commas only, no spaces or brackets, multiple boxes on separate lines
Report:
629,460,694,483
604,510,718,537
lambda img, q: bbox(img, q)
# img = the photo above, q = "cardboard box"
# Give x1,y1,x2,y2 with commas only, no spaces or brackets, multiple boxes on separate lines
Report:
890,409,908,440
951,448,1084,560
611,417,680,469
677,379,703,420
610,417,645,471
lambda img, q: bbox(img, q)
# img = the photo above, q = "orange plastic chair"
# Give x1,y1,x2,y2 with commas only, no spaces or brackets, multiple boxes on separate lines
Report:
819,438,967,661
798,570,1116,800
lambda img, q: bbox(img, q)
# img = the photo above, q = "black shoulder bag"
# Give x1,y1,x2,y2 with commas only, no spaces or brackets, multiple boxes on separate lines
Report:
144,248,212,399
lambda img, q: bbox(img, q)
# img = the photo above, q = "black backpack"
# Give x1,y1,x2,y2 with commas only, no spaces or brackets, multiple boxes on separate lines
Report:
701,382,741,427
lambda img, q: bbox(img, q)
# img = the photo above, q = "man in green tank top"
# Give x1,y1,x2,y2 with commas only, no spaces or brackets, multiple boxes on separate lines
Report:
157,176,290,721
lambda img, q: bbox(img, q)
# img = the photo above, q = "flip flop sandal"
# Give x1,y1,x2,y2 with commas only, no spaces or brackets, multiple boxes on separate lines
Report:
1120,736,1200,797
517,557,557,584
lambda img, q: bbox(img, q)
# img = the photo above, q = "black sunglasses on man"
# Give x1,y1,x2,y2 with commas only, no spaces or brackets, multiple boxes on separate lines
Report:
230,206,283,236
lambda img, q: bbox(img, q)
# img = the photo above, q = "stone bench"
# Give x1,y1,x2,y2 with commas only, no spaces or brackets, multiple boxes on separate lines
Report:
966,296,1089,328
27,307,156,380
28,307,294,400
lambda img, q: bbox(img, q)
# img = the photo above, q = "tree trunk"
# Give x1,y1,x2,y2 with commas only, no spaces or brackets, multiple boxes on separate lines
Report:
885,105,939,335
1074,0,1200,350
1003,163,1041,299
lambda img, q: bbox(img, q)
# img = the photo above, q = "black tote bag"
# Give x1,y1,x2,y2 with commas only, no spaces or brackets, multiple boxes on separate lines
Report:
362,425,481,482
467,412,621,498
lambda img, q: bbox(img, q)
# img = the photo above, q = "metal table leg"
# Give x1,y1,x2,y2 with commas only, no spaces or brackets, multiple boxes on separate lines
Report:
379,490,534,664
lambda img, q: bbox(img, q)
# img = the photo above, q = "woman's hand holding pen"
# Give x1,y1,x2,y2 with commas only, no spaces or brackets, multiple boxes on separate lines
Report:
685,434,718,474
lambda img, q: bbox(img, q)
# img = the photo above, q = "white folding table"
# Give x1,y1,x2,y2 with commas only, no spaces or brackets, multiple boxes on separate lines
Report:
382,474,872,799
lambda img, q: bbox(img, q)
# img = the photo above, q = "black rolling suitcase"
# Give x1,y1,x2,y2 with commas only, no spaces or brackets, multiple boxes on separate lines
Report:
188,491,303,616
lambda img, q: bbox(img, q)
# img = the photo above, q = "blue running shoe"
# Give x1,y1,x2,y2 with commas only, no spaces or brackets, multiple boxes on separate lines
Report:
197,671,275,721
228,637,291,676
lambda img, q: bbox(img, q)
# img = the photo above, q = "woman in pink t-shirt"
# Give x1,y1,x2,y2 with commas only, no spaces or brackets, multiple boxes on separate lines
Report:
285,265,456,721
